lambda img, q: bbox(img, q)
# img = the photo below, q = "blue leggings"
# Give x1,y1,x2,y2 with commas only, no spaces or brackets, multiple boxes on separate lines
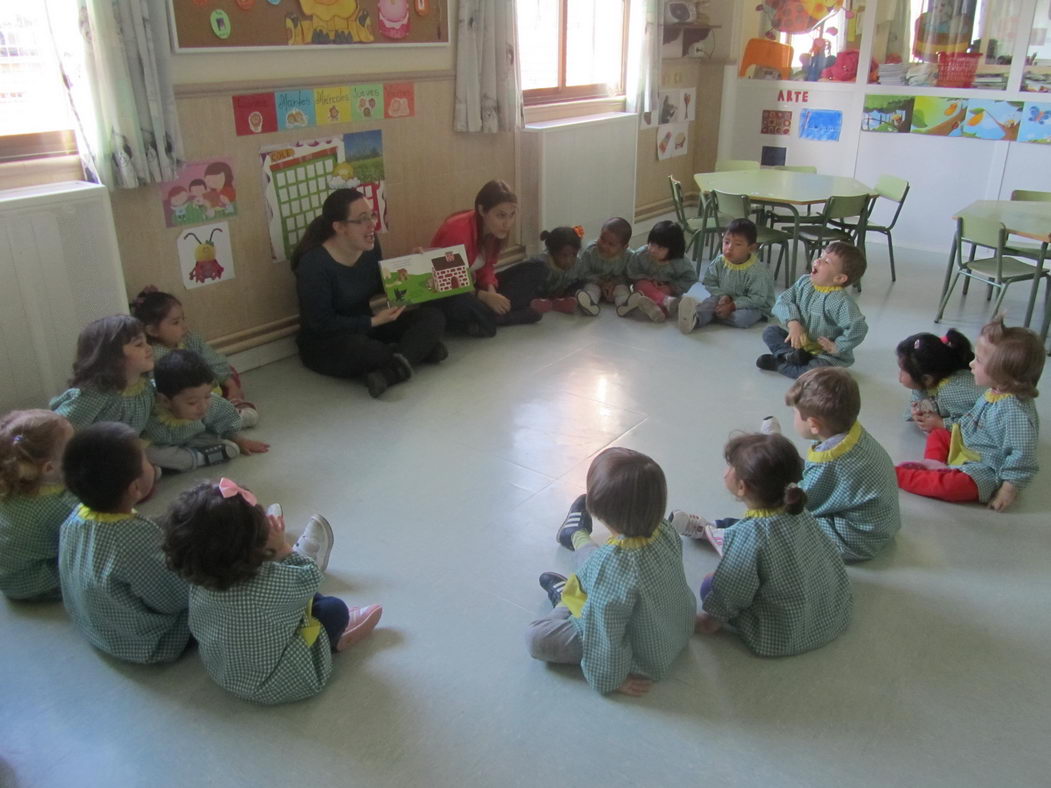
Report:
312,593,349,652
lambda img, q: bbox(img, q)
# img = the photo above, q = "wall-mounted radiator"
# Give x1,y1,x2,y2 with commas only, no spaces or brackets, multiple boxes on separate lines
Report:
0,181,127,411
520,112,638,255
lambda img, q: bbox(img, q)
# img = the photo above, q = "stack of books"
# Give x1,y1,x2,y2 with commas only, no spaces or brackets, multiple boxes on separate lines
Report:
877,62,906,86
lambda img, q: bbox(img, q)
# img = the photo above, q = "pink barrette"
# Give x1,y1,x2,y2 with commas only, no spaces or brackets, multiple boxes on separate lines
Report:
940,335,951,344
217,478,257,506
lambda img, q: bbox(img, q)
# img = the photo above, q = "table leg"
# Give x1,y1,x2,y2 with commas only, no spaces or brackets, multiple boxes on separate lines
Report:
938,234,958,312
786,205,801,284
1023,241,1048,329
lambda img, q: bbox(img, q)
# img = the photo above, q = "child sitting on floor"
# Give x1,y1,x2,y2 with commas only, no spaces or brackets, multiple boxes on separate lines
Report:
896,317,1043,512
144,350,269,472
757,242,868,379
574,217,633,316
60,422,191,663
678,219,775,334
0,410,76,601
526,448,695,696
896,329,983,432
162,479,381,704
527,225,584,314
619,221,698,323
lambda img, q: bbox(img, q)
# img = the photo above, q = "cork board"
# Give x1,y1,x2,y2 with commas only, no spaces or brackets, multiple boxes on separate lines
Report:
170,0,448,52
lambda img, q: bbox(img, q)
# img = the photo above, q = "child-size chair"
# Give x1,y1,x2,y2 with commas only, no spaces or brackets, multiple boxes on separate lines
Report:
738,38,793,80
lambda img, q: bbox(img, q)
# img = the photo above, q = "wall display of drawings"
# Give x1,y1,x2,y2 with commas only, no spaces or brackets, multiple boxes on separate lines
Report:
159,159,237,228
642,88,695,129
799,109,842,141
862,95,1051,144
177,222,235,290
169,1,448,51
761,109,793,135
233,82,415,137
260,131,387,263
657,122,690,160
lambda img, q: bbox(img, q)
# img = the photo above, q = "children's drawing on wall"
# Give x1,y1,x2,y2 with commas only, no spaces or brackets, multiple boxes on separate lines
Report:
761,109,793,135
657,89,696,124
289,0,376,44
656,122,689,160
861,95,914,133
383,82,415,118
910,96,968,136
160,159,238,229
961,100,1023,141
1018,102,1051,144
798,109,842,141
177,222,235,290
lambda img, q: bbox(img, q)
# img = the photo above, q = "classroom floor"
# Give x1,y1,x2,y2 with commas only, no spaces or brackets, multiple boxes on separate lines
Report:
3,242,1050,788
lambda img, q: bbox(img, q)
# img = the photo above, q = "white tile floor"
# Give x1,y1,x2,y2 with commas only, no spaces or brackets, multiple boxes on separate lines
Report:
3,243,1051,788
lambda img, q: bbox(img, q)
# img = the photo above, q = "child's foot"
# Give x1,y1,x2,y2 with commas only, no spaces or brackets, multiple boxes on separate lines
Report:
552,296,577,314
670,510,713,540
293,514,334,571
636,293,666,323
423,341,449,364
194,441,239,468
784,348,813,366
236,405,260,428
556,494,593,550
760,416,781,434
538,572,567,607
529,298,554,314
336,604,383,651
695,612,722,635
677,295,699,334
663,296,680,317
576,289,600,316
755,354,778,371
616,291,643,317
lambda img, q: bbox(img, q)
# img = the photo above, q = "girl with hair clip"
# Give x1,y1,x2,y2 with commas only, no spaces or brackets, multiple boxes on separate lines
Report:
50,315,155,433
525,225,584,314
0,410,76,600
896,317,1044,512
896,328,983,432
620,220,697,323
162,479,382,704
694,433,853,657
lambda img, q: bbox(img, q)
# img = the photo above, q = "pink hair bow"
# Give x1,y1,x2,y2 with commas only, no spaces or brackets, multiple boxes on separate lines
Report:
217,478,257,506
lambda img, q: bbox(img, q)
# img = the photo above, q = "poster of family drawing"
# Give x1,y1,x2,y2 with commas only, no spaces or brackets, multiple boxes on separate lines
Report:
159,159,238,228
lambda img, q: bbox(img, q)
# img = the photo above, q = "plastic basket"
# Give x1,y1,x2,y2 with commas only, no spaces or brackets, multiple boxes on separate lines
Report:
936,52,981,88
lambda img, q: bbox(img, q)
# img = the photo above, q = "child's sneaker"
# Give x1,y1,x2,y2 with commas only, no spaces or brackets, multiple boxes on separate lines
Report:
760,416,781,434
336,604,382,651
663,296,680,316
755,354,778,371
636,293,666,323
552,296,577,314
539,572,568,607
193,441,239,468
556,494,593,550
576,288,600,316
677,295,699,334
293,514,334,571
236,405,260,428
616,291,641,317
529,298,554,314
670,509,713,540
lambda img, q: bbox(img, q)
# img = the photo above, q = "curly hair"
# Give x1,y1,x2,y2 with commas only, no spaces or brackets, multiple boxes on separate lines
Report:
724,433,807,513
0,410,70,499
70,315,146,392
540,226,583,256
162,481,272,591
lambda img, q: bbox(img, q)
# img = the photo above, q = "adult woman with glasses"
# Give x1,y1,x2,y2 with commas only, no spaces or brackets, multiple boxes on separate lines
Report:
291,188,446,398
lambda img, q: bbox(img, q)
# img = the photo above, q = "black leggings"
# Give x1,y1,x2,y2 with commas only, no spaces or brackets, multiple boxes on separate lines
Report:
437,260,548,335
298,306,445,379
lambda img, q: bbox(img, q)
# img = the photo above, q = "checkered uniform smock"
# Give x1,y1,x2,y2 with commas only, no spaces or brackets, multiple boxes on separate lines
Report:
772,276,868,366
701,254,776,317
803,422,902,561
907,369,985,427
703,508,852,657
0,485,78,600
523,252,582,297
144,394,241,447
562,520,696,694
50,378,155,433
951,392,1040,502
189,552,333,705
59,506,190,663
152,332,232,384
626,246,698,295
575,242,630,284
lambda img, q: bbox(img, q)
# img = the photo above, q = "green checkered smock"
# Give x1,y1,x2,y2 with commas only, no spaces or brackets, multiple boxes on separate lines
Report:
803,422,901,561
59,506,190,663
907,369,985,427
704,508,852,657
564,520,696,694
575,242,630,284
523,253,582,297
50,378,155,433
152,332,232,384
701,254,776,317
144,394,241,447
189,552,333,705
952,392,1040,502
772,276,868,366
0,485,78,600
626,246,698,295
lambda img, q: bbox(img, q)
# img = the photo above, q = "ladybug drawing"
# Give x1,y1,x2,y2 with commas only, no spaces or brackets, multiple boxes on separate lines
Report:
184,227,226,284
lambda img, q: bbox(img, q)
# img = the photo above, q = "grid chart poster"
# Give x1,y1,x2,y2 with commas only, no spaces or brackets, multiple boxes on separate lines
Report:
260,132,387,263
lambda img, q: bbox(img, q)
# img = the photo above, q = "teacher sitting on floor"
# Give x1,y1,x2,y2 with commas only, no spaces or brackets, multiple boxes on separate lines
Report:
430,179,548,336
292,188,447,399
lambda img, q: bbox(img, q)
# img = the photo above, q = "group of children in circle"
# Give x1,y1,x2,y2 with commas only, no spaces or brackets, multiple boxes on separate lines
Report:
0,214,1044,700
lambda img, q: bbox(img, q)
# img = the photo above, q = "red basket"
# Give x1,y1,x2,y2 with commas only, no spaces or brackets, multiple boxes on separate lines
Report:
936,52,981,88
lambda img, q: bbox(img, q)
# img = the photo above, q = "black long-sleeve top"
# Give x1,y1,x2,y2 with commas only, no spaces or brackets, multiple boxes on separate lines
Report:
295,242,384,340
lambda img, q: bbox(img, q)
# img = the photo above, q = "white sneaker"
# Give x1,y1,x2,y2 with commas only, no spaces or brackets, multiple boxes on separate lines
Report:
760,416,782,435
237,406,259,428
678,295,699,334
635,293,666,323
266,503,282,518
575,288,599,316
616,291,642,317
670,509,713,540
293,514,334,572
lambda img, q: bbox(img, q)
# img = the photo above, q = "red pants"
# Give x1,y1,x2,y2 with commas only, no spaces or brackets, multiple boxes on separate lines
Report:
895,428,979,502
634,280,673,312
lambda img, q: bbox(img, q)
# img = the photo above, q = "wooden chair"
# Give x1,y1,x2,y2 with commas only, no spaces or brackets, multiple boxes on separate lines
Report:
831,175,909,282
712,190,790,280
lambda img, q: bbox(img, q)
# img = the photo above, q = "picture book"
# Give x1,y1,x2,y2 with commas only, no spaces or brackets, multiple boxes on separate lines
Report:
380,245,474,305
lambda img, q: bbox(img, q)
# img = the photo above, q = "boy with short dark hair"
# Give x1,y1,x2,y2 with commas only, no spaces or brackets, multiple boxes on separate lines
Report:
758,241,869,379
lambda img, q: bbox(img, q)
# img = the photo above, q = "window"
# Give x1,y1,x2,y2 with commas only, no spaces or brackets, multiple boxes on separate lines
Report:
516,0,629,105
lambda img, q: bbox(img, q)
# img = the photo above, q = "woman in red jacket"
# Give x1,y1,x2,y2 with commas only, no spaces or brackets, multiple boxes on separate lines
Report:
430,180,547,336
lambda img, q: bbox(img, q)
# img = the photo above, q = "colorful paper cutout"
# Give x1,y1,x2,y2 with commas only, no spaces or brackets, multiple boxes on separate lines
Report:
1018,102,1051,144
276,90,317,130
861,95,914,133
232,93,278,136
315,87,351,125
911,97,968,136
656,122,689,160
961,100,1024,141
177,222,235,289
351,84,383,121
761,110,792,135
799,109,842,141
159,159,238,228
383,83,415,118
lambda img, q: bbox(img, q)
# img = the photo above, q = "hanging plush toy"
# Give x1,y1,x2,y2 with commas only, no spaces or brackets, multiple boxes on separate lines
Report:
759,0,843,34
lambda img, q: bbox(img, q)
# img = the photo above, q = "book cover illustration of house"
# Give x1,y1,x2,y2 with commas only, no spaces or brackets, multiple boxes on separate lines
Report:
380,244,474,305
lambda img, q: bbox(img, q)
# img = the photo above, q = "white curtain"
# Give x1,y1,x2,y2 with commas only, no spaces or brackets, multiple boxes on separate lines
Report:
625,0,660,119
454,0,522,133
48,0,183,187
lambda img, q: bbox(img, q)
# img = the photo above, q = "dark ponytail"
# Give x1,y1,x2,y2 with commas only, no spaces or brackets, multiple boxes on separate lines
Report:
540,226,583,256
783,484,807,515
723,433,806,512
290,188,365,272
896,329,974,387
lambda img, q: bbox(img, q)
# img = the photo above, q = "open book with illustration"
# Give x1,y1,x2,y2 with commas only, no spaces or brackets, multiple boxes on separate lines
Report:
380,244,474,306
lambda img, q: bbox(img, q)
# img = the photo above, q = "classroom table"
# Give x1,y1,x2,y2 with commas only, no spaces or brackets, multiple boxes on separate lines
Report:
694,169,874,282
946,200,1051,346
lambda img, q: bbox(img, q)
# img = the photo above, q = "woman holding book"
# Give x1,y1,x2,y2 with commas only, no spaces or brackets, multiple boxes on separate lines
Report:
292,188,447,399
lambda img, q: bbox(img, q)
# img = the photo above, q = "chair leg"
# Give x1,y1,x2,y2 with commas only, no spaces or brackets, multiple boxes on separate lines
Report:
887,232,896,282
991,283,1008,315
935,271,961,322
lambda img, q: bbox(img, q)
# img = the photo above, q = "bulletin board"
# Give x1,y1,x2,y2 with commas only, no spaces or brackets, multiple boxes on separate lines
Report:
169,0,448,52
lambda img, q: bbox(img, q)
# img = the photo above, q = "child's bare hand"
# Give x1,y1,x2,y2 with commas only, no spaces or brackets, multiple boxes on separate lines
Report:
233,436,270,455
816,336,838,354
989,482,1018,512
615,675,653,696
266,513,292,557
714,298,735,319
913,412,944,433
787,321,808,349
695,612,722,635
